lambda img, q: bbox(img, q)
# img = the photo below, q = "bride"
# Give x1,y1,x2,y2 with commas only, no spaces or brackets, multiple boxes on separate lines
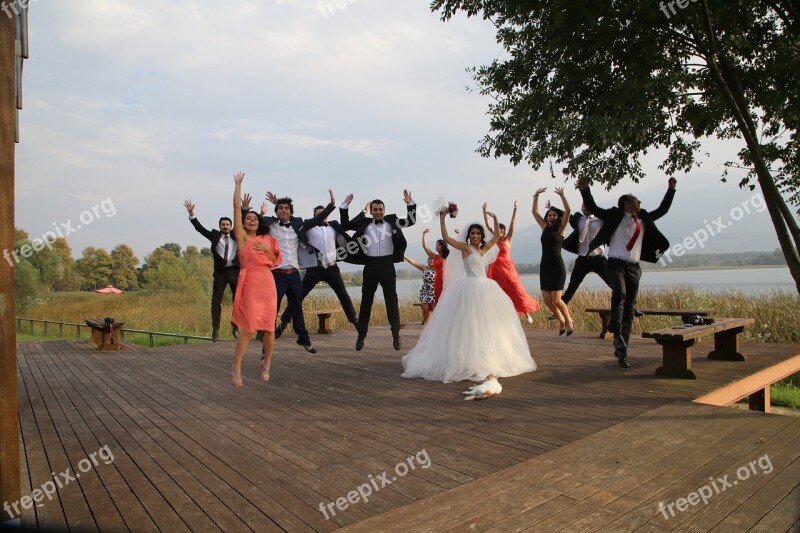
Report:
401,205,537,383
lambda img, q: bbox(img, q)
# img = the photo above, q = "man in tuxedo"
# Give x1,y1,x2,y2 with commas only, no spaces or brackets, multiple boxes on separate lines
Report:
254,192,335,354
341,191,416,351
580,177,677,368
561,203,611,304
183,199,239,342
275,192,359,335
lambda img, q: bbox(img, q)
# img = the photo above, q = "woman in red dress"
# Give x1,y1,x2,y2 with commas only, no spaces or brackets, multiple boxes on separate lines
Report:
484,200,541,323
421,228,449,306
230,172,282,387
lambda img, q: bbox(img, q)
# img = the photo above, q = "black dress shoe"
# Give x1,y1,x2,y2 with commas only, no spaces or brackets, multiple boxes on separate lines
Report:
298,341,317,354
618,355,630,368
274,323,285,339
547,314,557,321
211,328,219,342
393,337,401,351
355,334,365,351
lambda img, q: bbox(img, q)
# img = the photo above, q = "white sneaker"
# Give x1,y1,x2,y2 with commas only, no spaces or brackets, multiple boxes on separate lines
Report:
526,315,533,324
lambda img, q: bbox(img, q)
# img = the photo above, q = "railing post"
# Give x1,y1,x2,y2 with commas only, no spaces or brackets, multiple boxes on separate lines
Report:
149,334,154,348
29,320,32,335
43,322,47,335
58,322,62,337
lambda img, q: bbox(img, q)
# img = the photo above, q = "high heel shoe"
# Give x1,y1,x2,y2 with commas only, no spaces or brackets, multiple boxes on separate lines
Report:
566,321,574,337
559,321,566,336
261,361,270,382
231,365,243,388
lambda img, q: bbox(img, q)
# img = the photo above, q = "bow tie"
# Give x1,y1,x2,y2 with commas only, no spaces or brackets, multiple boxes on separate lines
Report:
280,222,291,228
374,220,384,225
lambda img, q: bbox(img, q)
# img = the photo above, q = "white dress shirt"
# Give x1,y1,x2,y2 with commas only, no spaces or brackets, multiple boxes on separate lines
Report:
307,225,337,268
577,215,604,257
271,222,300,269
365,220,394,258
608,213,644,263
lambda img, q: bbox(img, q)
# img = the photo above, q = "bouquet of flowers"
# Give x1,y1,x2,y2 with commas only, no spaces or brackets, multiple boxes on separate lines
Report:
438,201,459,218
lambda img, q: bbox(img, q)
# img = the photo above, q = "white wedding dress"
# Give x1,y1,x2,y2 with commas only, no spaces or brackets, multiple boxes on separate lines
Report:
401,246,537,383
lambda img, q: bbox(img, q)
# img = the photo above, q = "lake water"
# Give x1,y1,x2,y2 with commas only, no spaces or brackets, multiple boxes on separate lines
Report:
311,267,796,302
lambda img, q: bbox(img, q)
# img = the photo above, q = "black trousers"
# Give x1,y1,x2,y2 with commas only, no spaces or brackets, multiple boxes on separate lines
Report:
273,271,310,344
280,265,358,325
211,267,239,329
562,254,610,304
606,258,641,346
360,256,400,338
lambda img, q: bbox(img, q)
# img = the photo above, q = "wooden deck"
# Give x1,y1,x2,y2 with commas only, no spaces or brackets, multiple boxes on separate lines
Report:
13,325,800,531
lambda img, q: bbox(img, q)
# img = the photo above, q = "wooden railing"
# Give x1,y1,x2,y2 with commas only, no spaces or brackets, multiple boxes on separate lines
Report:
15,317,211,348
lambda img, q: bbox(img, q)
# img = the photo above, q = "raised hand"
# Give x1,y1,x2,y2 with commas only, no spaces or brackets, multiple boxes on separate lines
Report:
554,186,565,196
482,202,488,212
363,201,370,214
544,199,552,209
534,187,547,196
343,193,354,206
403,189,414,204
328,189,335,205
513,200,519,209
423,228,430,235
260,202,268,216
234,172,245,184
265,191,278,205
668,177,678,189
183,200,195,216
242,193,252,211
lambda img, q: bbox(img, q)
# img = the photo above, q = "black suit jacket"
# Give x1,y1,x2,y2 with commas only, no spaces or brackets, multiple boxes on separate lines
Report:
253,203,335,245
189,217,239,273
580,187,675,263
562,212,585,256
339,203,417,264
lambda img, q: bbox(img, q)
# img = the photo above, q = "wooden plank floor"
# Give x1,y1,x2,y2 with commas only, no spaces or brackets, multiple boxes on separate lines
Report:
13,325,800,531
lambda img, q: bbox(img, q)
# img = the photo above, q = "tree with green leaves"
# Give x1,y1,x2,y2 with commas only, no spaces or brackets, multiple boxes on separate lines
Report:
432,0,800,293
75,246,114,290
110,244,139,290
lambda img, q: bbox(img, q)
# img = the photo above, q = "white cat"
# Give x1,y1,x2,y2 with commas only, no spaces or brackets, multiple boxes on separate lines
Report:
462,374,501,400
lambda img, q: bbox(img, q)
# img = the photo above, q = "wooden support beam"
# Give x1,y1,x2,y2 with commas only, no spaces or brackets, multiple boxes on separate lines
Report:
0,4,20,522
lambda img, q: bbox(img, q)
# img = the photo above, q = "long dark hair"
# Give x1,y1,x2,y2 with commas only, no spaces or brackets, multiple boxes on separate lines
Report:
466,224,487,248
544,207,564,229
436,239,450,259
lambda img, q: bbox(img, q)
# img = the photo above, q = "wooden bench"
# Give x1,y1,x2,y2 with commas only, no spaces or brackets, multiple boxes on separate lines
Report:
584,307,713,339
314,309,341,335
642,317,755,380
84,317,125,350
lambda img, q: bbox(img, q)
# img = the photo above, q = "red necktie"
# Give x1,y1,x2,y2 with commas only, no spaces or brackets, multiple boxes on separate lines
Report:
626,215,641,251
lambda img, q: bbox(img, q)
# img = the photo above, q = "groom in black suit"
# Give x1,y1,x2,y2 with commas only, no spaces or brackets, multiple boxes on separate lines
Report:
341,191,416,351
580,177,677,367
184,199,239,342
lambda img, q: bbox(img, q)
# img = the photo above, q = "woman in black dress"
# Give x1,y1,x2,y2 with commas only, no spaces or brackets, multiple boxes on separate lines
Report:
533,187,574,335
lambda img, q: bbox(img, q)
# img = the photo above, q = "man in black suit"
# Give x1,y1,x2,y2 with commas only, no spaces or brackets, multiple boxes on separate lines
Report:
561,203,611,304
275,192,359,335
580,178,677,368
184,199,239,342
341,191,416,351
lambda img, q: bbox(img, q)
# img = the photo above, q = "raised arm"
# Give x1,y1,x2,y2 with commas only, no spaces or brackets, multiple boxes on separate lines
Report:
404,255,425,271
440,211,468,253
579,184,612,219
233,172,246,243
303,189,336,230
532,188,547,229
396,189,417,228
421,228,435,259
649,177,677,221
184,200,214,240
505,199,519,244
482,202,494,235
555,187,571,234
484,208,501,251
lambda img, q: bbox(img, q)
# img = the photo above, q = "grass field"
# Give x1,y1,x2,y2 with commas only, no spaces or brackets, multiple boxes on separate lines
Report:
15,286,800,408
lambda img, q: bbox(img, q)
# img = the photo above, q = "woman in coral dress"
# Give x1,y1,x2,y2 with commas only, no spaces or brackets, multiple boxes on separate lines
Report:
484,200,540,323
230,172,282,387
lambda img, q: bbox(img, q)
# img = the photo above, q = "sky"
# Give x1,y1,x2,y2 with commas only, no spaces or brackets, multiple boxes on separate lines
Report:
13,0,783,265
